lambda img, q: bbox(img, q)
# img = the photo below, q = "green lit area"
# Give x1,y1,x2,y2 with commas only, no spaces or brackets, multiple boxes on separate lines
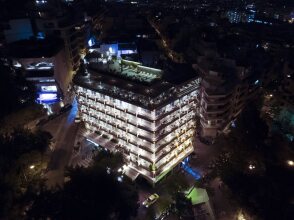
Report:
185,187,209,205
155,167,172,182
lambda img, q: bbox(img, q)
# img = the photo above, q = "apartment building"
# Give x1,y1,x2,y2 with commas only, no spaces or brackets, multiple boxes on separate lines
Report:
33,2,88,74
1,0,104,92
74,52,200,184
195,56,260,137
8,37,67,104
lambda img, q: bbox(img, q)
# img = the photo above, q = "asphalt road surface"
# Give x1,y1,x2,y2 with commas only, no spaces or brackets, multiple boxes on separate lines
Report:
42,99,79,189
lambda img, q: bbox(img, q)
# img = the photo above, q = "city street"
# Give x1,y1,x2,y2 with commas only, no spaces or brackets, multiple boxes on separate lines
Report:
41,99,79,189
190,139,242,220
190,139,221,176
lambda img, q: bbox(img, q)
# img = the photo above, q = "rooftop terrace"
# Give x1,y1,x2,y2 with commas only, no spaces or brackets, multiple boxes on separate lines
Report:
74,52,199,109
88,58,163,84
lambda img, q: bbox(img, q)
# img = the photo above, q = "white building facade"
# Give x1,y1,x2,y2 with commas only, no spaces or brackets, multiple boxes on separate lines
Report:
75,73,200,184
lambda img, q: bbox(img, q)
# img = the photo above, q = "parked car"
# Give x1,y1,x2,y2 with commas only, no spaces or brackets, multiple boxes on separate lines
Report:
142,193,159,208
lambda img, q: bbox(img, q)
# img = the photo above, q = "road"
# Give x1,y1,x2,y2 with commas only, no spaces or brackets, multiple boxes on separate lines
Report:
149,20,183,63
190,139,246,220
69,138,99,168
42,99,79,189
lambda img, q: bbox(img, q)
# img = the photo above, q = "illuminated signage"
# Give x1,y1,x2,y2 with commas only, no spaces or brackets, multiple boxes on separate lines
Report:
38,93,58,101
41,85,57,92
36,93,59,104
26,62,54,70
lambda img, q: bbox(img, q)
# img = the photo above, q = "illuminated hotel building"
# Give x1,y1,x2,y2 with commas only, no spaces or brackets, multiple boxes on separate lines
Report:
74,53,200,184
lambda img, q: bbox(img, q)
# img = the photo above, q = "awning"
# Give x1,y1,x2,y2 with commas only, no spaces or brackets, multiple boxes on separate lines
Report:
124,167,140,181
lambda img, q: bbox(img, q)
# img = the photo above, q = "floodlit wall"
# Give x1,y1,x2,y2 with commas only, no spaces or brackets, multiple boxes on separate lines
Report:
16,49,69,94
75,84,198,183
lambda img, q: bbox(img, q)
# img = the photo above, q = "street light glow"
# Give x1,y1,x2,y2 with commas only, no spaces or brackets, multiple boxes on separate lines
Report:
287,160,294,166
248,164,255,170
238,212,246,220
29,165,35,169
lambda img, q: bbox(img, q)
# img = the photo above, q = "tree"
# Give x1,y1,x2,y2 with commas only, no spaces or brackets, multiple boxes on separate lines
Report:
211,103,294,219
162,172,189,194
172,192,193,219
0,128,51,218
92,150,124,171
231,103,268,150
0,60,35,120
28,155,139,220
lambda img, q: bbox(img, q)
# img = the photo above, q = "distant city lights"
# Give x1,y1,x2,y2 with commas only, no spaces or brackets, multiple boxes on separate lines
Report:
36,0,47,4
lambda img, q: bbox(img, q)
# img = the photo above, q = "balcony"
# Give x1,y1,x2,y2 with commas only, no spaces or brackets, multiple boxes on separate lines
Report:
156,146,193,177
204,104,231,114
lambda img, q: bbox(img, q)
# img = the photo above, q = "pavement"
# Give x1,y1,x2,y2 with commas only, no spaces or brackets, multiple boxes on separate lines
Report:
190,138,220,174
136,189,152,220
190,139,244,220
209,178,238,220
69,138,100,168
42,99,79,189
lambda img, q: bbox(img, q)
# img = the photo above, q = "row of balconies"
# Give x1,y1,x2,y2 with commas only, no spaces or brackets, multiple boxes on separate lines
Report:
155,124,195,152
76,78,198,109
84,122,195,181
156,146,193,177
83,109,195,146
202,103,231,114
81,103,194,137
85,123,154,160
85,121,193,174
155,135,193,166
78,91,196,124
83,111,195,158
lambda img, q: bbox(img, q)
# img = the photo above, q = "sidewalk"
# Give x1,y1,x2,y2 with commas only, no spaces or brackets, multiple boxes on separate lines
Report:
189,138,239,219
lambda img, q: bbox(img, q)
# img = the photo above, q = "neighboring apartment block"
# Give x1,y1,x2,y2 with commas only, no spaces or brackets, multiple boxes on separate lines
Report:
195,56,260,137
8,37,67,103
1,0,105,94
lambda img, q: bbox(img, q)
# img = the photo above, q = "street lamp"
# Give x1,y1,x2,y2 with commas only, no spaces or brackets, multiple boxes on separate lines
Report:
238,212,246,220
29,165,35,170
248,164,255,170
287,160,294,167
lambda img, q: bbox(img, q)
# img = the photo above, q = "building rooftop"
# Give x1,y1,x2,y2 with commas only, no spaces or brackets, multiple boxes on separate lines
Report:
8,37,64,58
74,52,199,109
